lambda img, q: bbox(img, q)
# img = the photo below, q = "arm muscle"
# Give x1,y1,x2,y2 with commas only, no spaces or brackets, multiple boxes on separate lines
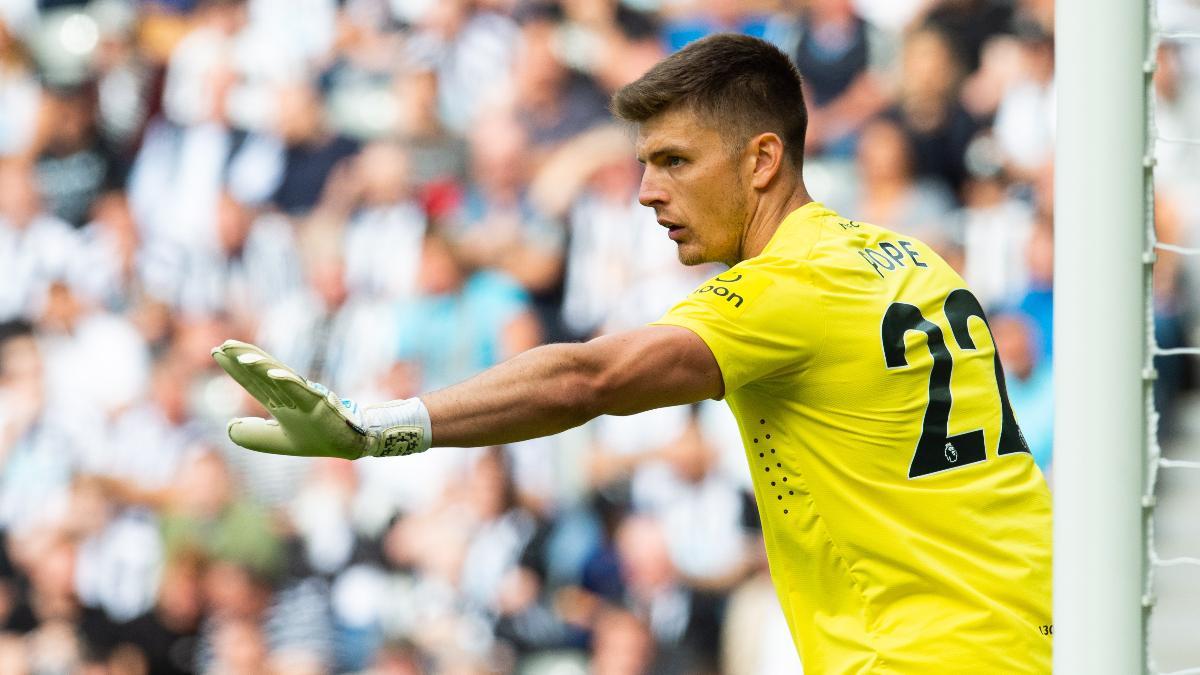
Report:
422,325,723,447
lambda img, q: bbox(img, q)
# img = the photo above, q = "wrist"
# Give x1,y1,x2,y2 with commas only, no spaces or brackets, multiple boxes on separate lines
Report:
361,397,433,457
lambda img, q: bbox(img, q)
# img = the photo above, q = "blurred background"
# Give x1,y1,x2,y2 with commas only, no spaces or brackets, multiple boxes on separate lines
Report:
0,0,1198,673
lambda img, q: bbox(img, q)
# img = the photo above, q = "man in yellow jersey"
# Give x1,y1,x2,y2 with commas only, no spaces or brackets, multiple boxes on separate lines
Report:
213,34,1051,673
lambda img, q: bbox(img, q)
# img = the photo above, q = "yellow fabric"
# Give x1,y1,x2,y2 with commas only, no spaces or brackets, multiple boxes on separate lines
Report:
653,203,1052,674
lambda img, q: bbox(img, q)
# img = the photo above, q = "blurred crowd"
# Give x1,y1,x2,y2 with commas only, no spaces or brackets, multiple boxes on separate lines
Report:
0,0,1198,673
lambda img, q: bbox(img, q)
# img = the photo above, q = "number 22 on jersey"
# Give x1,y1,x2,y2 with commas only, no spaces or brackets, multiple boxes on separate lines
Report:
881,288,1031,479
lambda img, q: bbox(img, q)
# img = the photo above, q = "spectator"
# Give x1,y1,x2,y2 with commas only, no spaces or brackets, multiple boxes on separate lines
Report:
256,222,393,398
510,3,611,157
394,231,541,392
992,21,1054,183
111,553,204,675
31,84,127,227
955,152,1036,310
885,26,981,197
0,320,79,536
793,0,891,157
269,81,360,216
0,161,81,322
919,0,1015,73
338,142,429,303
409,0,519,136
831,117,957,252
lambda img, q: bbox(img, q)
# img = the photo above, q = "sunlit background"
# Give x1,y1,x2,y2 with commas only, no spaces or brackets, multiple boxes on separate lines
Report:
0,0,1198,673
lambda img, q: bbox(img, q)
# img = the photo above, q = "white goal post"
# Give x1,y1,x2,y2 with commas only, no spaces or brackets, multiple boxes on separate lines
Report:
1053,0,1150,672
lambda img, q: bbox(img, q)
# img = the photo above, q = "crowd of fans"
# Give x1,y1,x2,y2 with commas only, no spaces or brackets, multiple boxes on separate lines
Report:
0,0,1198,673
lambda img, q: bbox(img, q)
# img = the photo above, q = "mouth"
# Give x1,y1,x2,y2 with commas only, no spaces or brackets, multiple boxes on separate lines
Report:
659,219,685,241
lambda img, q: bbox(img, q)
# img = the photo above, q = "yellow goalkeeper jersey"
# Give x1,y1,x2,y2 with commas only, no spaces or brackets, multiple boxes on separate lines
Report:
653,202,1052,674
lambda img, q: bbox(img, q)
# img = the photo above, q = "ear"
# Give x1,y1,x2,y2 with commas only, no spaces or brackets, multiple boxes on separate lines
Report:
747,132,786,190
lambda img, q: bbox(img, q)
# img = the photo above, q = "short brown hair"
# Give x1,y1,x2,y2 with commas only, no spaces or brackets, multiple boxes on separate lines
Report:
611,34,808,167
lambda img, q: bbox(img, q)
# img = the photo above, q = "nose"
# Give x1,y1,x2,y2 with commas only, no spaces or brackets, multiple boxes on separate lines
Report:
638,167,667,208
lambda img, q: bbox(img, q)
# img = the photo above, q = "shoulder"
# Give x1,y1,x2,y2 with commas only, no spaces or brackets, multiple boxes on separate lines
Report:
673,259,801,322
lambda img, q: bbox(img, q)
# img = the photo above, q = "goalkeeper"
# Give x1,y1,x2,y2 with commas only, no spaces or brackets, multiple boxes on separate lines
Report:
216,34,1051,674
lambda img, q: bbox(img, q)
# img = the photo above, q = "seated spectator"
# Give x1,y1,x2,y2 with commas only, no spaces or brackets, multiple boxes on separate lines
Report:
407,0,519,136
73,194,140,313
447,115,564,310
0,320,80,536
110,553,205,675
1152,192,1192,439
1154,42,1200,199
339,142,429,303
591,609,655,675
393,232,540,392
37,281,150,424
0,161,81,322
138,193,300,330
393,66,470,196
919,0,1015,73
955,154,1036,310
269,81,361,216
793,0,891,158
992,20,1054,183
884,26,981,198
555,0,665,93
509,3,611,157
830,117,957,254
256,223,394,399
31,83,127,228
613,515,721,672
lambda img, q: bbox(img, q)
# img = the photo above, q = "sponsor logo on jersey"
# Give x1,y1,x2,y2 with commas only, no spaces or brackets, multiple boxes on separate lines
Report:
689,270,772,318
696,273,747,307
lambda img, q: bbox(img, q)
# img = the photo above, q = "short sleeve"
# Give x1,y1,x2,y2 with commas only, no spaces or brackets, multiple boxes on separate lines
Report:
651,264,822,395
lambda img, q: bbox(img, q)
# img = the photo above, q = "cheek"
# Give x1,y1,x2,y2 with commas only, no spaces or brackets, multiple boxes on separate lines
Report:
680,170,735,219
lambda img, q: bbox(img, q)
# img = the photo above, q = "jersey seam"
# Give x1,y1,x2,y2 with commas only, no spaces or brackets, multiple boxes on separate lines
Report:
789,467,891,672
793,215,882,667
798,217,830,383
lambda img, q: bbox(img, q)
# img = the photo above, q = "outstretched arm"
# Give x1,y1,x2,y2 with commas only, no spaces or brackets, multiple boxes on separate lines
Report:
423,325,724,447
213,325,723,459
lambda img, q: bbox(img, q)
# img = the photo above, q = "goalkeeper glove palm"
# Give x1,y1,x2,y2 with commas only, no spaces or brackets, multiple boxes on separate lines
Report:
211,340,430,459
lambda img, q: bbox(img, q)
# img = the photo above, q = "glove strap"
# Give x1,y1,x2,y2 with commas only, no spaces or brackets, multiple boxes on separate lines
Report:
361,398,433,457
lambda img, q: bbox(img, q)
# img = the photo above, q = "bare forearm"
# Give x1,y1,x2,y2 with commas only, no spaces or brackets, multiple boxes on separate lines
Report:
421,342,603,447
419,326,722,449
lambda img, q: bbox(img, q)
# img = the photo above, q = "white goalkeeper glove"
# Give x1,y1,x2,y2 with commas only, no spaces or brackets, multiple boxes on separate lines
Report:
211,339,432,460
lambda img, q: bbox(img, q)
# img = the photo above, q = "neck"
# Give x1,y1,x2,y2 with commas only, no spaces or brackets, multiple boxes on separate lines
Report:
737,184,813,263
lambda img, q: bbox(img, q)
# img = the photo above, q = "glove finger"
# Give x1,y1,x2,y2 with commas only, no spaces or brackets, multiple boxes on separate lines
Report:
267,367,325,413
213,341,298,409
223,343,302,409
227,417,300,456
215,339,273,362
213,349,286,410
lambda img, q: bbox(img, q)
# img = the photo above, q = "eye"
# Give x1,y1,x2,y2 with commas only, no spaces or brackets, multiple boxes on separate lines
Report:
667,156,685,168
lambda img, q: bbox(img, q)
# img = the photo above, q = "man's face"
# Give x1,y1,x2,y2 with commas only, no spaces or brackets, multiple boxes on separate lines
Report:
636,107,749,266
